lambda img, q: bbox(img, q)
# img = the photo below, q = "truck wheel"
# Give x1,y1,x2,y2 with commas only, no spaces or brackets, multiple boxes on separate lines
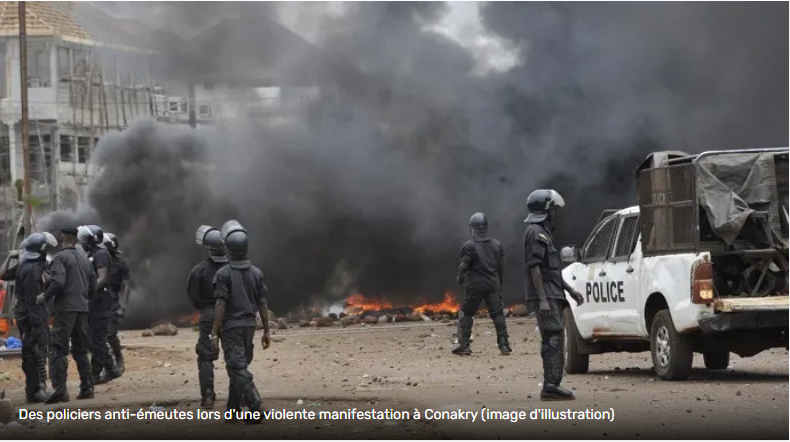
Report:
703,350,730,370
650,310,693,381
562,307,589,374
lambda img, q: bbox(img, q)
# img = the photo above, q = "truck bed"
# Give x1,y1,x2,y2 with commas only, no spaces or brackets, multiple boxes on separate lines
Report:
714,296,790,313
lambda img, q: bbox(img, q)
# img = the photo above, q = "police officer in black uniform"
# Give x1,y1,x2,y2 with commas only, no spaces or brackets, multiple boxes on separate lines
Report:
102,232,129,380
13,233,56,402
210,220,270,424
2,232,59,401
187,225,228,409
77,225,118,385
453,212,512,356
37,226,97,403
523,189,584,401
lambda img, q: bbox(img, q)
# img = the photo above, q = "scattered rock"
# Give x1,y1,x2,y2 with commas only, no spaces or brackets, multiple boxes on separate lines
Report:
511,304,529,317
268,321,278,331
316,317,333,327
394,314,407,323
271,336,285,343
141,329,154,337
151,323,178,336
378,315,389,324
309,320,318,327
327,313,339,320
0,393,13,424
340,317,353,327
298,320,310,328
364,316,378,325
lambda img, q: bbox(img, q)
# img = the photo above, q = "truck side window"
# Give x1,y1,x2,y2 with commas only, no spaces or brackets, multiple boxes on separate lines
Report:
583,215,617,263
611,215,640,260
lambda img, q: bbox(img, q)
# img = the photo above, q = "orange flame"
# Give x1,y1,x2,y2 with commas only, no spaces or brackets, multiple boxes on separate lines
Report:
344,292,461,315
412,292,461,314
175,312,201,327
345,293,394,315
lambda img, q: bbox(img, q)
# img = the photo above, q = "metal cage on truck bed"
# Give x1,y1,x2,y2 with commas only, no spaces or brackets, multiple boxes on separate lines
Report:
636,148,789,256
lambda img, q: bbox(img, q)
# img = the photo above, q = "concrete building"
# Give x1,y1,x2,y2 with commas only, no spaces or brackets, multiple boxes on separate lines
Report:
0,2,333,249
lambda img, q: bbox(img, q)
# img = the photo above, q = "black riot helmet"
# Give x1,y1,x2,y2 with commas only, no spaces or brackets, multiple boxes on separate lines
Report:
524,189,565,224
103,232,121,256
469,212,488,232
220,220,248,259
78,225,104,249
196,225,227,262
21,232,50,262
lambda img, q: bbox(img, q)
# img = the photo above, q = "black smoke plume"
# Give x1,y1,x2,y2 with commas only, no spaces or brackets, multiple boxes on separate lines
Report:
40,2,788,328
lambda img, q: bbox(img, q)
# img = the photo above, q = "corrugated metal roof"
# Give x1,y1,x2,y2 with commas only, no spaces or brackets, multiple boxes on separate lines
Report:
0,1,91,40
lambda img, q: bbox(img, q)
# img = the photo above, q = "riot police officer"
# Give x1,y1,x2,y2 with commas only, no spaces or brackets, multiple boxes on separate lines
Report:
37,226,96,403
14,233,56,402
77,225,118,385
1,232,58,401
102,233,129,380
523,189,584,401
210,220,270,424
186,225,228,408
453,213,511,356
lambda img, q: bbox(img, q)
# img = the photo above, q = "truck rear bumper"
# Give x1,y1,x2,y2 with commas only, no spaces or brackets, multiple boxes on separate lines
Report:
712,296,789,313
699,310,789,333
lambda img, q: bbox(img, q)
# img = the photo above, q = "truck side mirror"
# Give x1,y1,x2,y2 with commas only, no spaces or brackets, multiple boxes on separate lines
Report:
560,246,579,263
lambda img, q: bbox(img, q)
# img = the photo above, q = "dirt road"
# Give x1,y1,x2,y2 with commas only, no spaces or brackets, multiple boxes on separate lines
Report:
1,319,787,439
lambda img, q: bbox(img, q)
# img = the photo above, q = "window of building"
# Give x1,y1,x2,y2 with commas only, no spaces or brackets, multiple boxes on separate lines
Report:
77,137,89,163
198,104,212,116
169,101,180,112
57,47,71,80
102,54,118,85
0,137,10,185
0,44,6,98
29,135,52,182
27,43,51,88
583,215,617,263
60,135,73,162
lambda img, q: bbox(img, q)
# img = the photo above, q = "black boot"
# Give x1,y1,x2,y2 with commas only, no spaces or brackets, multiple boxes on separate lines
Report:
497,334,512,355
201,389,216,409
77,387,95,400
115,355,125,375
225,388,242,424
243,386,264,425
26,388,49,404
46,388,70,404
540,334,575,401
452,328,473,356
452,340,472,355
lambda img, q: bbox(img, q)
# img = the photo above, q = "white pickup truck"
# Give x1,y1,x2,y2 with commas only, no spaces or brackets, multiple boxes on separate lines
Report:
558,148,789,381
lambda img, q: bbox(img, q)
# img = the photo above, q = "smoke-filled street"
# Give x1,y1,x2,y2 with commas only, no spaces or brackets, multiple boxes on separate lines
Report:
0,2,787,440
1,321,787,439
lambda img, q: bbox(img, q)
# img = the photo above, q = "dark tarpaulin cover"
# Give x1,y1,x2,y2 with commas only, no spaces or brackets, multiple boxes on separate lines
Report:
695,152,784,245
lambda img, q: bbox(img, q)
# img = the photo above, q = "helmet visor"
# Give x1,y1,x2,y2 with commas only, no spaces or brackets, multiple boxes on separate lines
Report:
548,190,565,208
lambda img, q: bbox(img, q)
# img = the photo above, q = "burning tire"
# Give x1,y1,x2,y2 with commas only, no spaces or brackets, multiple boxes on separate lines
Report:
562,307,589,374
650,310,693,381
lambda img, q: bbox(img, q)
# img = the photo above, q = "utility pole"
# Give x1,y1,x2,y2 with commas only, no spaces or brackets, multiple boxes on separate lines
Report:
18,1,32,236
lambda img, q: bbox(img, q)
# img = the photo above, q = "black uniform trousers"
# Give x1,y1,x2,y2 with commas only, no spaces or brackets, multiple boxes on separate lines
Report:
89,293,113,377
196,308,219,396
105,295,123,370
49,312,92,391
457,288,508,342
527,298,564,386
17,314,49,394
222,326,262,412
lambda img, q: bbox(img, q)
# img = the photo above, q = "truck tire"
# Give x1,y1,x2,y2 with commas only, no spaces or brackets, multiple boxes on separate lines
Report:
650,310,693,381
562,307,589,374
703,350,730,370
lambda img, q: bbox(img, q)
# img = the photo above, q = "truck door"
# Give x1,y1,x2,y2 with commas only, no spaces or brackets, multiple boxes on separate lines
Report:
574,213,619,338
601,214,642,337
